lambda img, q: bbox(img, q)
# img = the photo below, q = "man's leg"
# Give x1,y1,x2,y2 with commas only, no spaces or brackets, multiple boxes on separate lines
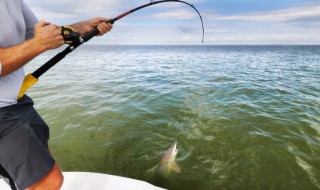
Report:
26,95,64,189
0,95,58,189
27,163,63,190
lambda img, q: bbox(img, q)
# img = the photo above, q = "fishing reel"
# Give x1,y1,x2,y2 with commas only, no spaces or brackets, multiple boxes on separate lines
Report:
60,26,80,44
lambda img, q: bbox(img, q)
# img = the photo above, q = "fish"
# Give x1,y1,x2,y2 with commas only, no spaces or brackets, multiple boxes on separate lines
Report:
148,141,181,176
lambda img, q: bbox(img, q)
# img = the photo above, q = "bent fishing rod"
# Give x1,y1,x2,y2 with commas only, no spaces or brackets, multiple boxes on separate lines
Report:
18,0,205,100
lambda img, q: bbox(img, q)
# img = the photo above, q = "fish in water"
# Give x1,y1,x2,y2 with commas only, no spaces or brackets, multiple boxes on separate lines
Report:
148,141,181,176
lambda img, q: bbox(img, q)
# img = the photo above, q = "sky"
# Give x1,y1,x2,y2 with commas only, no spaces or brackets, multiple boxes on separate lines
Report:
24,0,320,45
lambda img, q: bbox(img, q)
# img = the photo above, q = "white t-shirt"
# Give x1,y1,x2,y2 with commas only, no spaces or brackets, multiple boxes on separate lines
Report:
0,0,38,107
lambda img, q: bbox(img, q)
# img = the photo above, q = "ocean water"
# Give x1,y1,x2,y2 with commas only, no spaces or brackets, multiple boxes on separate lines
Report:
25,45,320,190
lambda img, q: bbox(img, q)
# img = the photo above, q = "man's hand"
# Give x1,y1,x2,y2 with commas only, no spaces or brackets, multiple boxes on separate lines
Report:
33,21,64,51
70,17,113,36
0,21,64,76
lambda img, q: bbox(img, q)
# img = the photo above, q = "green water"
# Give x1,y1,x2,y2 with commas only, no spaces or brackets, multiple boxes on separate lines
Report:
26,45,320,190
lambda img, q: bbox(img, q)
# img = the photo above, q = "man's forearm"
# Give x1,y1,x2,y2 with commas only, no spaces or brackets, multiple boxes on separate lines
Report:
68,21,89,35
0,21,65,77
68,17,112,36
0,38,45,77
0,18,111,77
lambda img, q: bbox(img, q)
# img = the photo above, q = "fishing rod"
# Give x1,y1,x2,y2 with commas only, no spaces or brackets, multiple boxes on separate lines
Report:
18,0,205,99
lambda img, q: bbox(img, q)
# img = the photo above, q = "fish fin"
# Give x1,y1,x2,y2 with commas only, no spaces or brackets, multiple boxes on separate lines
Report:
162,165,171,176
147,164,159,173
171,161,181,173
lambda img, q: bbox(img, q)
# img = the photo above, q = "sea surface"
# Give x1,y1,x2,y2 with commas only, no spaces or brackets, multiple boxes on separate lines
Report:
25,45,320,190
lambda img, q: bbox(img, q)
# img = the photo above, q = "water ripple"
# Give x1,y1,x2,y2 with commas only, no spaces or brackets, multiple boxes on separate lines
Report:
25,45,320,190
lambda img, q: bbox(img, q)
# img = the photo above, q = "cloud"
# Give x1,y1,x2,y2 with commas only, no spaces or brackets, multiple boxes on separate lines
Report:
31,7,79,20
209,4,320,23
89,24,202,45
202,2,320,45
150,9,199,20
23,0,320,45
25,0,205,18
25,0,135,18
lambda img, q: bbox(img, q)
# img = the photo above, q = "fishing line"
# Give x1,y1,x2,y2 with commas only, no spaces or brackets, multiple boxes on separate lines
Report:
18,0,205,99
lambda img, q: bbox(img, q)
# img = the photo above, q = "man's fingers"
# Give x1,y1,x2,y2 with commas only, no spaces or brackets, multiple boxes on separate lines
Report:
107,23,113,30
97,22,112,35
97,24,106,35
36,20,51,28
47,24,59,30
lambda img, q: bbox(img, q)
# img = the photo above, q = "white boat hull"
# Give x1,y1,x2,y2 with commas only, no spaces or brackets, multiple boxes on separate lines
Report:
0,172,166,190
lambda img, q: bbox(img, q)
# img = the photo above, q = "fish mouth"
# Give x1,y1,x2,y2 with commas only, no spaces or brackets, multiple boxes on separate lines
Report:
168,141,177,154
171,141,177,149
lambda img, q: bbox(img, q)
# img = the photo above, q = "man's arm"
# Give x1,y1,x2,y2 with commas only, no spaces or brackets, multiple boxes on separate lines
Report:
68,17,113,36
0,18,112,77
0,21,64,77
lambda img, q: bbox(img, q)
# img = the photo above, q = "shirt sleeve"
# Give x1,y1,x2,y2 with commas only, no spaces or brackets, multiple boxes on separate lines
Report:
20,0,39,40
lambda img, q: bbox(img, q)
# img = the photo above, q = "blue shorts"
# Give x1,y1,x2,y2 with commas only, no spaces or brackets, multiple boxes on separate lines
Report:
0,95,55,189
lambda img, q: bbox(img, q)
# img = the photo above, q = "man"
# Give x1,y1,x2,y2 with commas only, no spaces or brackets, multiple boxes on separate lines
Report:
0,0,113,189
